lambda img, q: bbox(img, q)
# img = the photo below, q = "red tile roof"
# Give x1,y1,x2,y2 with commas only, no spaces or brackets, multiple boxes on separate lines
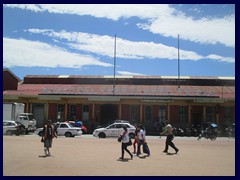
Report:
3,84,235,99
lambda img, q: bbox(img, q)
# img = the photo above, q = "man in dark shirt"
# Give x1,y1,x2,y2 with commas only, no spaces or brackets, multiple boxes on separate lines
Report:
42,120,57,156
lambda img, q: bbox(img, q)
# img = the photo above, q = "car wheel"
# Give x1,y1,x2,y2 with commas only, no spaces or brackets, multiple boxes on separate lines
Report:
65,132,72,137
98,132,106,138
210,136,217,141
6,131,12,135
38,131,43,137
129,133,135,139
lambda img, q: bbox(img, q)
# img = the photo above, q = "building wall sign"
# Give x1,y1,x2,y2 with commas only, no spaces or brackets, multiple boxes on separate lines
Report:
194,98,226,103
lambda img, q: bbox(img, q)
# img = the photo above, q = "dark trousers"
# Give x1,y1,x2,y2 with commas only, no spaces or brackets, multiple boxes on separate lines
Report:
121,143,132,158
137,139,144,155
164,135,178,152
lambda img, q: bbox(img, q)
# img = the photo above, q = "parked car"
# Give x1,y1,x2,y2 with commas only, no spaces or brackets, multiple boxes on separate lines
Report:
93,121,136,138
3,120,25,135
96,120,130,129
35,122,82,137
66,121,88,134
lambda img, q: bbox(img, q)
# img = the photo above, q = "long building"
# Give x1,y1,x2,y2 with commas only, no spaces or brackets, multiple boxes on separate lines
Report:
3,69,235,134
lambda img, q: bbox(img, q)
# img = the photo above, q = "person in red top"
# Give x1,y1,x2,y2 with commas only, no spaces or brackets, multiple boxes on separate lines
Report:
132,124,140,154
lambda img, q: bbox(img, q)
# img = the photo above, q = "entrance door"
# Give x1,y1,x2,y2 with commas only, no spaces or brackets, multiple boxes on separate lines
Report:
31,103,45,128
192,112,201,129
100,104,117,125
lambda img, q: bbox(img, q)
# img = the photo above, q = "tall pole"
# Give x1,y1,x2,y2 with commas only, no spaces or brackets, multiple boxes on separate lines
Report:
113,34,117,95
178,34,180,88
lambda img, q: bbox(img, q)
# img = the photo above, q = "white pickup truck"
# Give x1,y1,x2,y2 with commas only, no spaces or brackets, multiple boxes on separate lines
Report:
3,103,36,134
35,122,82,137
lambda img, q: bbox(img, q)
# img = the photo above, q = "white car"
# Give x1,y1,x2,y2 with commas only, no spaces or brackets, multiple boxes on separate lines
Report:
93,121,136,138
3,120,25,135
35,122,82,137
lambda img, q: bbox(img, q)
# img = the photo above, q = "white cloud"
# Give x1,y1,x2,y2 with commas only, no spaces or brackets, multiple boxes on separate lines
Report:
3,37,112,68
117,71,146,76
4,4,173,20
27,29,235,63
139,14,235,47
4,4,235,47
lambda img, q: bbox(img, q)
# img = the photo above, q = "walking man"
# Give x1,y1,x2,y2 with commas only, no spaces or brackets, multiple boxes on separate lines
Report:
161,124,179,154
42,120,57,156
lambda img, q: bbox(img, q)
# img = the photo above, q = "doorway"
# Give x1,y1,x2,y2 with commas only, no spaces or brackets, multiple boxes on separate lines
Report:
100,104,117,125
192,112,202,129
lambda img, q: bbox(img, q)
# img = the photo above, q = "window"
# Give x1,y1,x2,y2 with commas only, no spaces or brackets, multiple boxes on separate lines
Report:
60,124,68,128
69,104,76,120
116,124,124,128
224,107,234,123
145,106,152,122
82,105,89,121
206,106,214,122
57,104,64,121
179,106,187,126
130,105,138,123
158,106,166,123
109,125,117,129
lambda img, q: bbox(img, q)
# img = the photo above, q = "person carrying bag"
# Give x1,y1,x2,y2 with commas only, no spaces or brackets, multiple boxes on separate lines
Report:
118,126,133,160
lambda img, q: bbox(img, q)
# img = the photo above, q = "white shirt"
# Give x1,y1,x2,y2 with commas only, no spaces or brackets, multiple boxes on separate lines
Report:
165,125,173,135
122,130,130,143
138,129,145,140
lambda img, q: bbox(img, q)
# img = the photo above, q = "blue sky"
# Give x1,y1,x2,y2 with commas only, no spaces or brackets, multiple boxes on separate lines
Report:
3,4,235,80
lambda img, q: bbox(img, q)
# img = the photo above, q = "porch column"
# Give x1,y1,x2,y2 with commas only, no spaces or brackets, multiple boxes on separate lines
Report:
140,103,143,123
167,103,170,123
64,102,68,120
92,103,95,121
25,101,29,113
119,103,122,119
216,105,219,124
188,105,191,124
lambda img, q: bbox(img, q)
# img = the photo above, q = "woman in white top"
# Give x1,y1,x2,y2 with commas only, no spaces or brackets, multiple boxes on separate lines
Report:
119,126,133,160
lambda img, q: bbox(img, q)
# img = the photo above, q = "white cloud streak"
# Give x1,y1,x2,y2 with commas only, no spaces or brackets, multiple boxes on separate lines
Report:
27,29,235,63
3,37,112,68
4,4,235,47
117,71,146,76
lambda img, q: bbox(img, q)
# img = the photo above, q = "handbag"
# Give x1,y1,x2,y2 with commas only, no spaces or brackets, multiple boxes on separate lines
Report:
117,135,122,142
41,137,45,143
143,142,150,154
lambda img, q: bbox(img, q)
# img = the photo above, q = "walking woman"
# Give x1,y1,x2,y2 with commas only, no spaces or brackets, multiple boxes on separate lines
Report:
119,126,133,160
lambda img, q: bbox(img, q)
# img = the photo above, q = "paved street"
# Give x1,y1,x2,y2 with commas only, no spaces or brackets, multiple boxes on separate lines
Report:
3,135,235,176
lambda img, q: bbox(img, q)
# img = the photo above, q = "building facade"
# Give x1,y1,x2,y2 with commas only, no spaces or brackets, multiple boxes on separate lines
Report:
3,71,235,134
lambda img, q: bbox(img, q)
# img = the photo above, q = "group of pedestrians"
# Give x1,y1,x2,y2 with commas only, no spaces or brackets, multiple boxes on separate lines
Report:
40,120,179,159
119,124,150,160
118,123,179,160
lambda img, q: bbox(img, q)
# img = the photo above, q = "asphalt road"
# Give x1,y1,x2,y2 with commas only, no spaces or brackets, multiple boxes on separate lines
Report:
3,134,235,176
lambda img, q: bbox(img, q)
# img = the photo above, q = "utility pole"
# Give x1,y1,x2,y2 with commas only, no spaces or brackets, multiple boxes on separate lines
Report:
178,34,180,89
113,34,117,95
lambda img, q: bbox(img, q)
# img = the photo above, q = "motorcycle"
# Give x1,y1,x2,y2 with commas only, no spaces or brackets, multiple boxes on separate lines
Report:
198,123,218,141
